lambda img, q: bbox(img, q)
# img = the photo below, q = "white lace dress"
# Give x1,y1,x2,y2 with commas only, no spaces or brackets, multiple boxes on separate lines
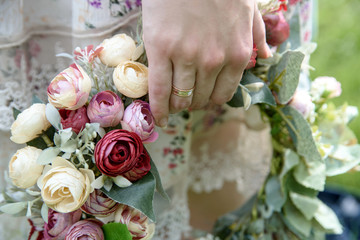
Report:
0,0,314,238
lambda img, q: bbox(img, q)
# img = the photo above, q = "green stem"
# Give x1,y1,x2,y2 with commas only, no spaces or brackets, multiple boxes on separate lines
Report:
41,134,54,147
274,107,300,139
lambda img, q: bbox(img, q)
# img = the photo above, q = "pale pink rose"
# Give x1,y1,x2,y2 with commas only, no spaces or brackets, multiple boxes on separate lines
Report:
114,204,155,240
311,76,342,100
289,90,315,119
122,100,158,143
87,91,124,127
43,209,82,240
81,189,119,217
65,219,104,240
59,106,90,134
47,64,91,110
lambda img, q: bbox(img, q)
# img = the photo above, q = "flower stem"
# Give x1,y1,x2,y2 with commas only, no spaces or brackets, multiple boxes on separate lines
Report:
41,134,54,147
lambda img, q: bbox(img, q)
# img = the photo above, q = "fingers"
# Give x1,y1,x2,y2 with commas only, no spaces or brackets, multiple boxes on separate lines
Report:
147,51,173,128
253,4,272,58
169,60,196,113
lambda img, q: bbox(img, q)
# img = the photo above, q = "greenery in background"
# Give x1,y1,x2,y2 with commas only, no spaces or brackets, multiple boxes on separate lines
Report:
311,0,360,196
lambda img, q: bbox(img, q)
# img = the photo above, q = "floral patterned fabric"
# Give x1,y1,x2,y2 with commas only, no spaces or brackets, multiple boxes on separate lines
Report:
0,0,314,239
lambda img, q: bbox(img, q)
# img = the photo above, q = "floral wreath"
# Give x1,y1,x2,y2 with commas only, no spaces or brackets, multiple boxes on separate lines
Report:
1,0,359,239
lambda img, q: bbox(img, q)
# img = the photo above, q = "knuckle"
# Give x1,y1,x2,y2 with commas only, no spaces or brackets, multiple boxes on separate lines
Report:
211,92,233,105
171,99,191,111
202,52,225,71
229,47,252,64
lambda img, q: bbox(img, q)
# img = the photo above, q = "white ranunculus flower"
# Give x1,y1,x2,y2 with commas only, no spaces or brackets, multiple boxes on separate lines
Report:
99,34,136,67
310,76,342,101
113,61,148,98
38,157,95,213
10,103,51,144
9,146,44,188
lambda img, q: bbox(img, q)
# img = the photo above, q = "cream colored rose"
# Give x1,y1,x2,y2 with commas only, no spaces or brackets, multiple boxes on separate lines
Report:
99,34,136,67
113,61,148,98
9,146,44,188
10,103,51,144
38,157,95,213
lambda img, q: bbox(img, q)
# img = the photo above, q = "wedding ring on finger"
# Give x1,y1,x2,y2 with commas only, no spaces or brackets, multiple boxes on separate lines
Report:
171,85,195,97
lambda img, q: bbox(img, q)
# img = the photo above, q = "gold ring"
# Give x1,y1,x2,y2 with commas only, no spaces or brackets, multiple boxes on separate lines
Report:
172,85,195,97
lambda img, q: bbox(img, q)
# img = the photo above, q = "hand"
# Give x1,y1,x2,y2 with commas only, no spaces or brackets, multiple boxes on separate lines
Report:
142,0,271,127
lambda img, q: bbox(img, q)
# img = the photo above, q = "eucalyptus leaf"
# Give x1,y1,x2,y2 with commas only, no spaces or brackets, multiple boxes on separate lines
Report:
283,202,311,238
59,139,78,153
32,95,44,104
59,128,73,144
12,107,21,119
289,192,319,220
282,106,323,165
0,202,27,215
102,223,132,240
242,72,276,106
293,159,326,191
265,176,286,212
37,147,61,165
248,219,264,234
149,155,169,201
280,149,300,179
41,203,49,224
102,171,156,222
325,144,360,176
313,200,343,234
46,103,62,130
268,51,304,104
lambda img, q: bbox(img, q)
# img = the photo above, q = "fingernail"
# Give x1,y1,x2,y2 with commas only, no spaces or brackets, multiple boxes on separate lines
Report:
159,117,168,128
266,45,273,58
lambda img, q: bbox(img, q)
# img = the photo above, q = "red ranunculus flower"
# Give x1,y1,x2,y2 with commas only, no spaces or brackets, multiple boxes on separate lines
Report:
59,106,90,134
94,129,144,177
263,11,290,46
123,152,151,181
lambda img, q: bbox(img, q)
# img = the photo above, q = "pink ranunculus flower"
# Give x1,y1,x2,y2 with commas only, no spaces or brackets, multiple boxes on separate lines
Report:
263,11,290,46
122,100,158,143
65,219,104,240
87,90,124,128
43,209,82,240
81,189,119,217
311,76,342,101
289,90,315,119
59,106,90,134
47,63,92,110
114,204,155,240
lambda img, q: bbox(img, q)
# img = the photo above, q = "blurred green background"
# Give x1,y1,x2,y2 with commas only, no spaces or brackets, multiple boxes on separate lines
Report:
310,0,360,196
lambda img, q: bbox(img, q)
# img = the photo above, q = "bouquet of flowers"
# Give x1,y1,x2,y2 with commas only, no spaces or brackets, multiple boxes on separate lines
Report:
213,0,360,239
0,33,167,240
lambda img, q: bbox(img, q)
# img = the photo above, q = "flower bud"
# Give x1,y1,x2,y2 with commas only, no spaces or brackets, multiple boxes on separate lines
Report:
87,91,124,127
311,76,342,101
99,34,136,67
48,64,92,110
113,61,148,98
65,219,104,240
9,146,44,188
289,90,315,119
43,209,82,240
122,100,158,143
10,103,51,144
115,204,155,240
263,11,290,46
81,189,119,217
59,106,90,134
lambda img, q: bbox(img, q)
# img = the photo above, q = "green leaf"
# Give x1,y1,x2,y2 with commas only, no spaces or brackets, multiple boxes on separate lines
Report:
325,144,360,176
289,192,319,220
46,103,61,130
293,159,326,191
313,200,342,234
32,95,44,104
265,176,286,212
281,106,323,165
149,157,169,201
283,202,312,238
242,72,276,106
0,202,27,215
60,139,78,153
284,174,318,198
227,85,246,108
37,147,61,165
102,171,156,222
102,223,132,240
280,149,300,179
41,203,48,224
268,51,304,104
12,108,21,119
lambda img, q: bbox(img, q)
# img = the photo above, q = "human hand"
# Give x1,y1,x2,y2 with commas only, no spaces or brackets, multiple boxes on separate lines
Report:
142,0,272,127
